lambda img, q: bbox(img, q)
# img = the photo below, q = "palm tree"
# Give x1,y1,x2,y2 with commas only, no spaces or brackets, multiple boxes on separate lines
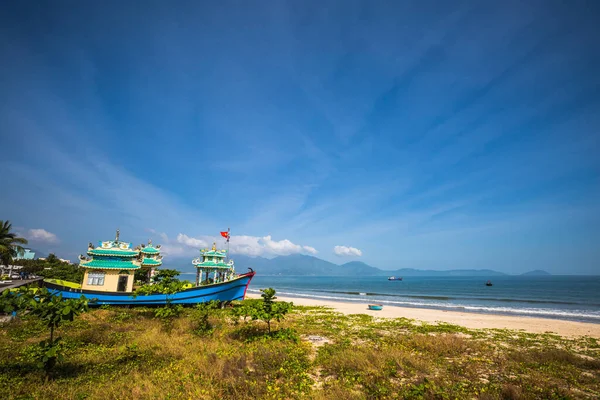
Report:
0,220,28,276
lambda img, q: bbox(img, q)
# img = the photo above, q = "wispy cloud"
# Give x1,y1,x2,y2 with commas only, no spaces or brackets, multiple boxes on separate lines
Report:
27,229,59,243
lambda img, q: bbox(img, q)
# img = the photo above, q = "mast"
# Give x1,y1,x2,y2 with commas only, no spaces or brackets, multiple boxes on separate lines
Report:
226,227,230,262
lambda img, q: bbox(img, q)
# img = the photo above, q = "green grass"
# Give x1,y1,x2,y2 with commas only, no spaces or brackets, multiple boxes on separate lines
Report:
1,303,599,399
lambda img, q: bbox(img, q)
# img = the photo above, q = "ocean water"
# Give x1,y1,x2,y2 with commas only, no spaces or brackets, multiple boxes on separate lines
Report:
247,275,600,323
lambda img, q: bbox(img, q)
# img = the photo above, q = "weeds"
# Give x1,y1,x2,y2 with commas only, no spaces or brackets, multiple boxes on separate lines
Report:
1,298,599,399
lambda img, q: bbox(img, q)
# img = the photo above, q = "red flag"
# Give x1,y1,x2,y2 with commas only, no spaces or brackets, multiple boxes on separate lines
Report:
220,231,229,240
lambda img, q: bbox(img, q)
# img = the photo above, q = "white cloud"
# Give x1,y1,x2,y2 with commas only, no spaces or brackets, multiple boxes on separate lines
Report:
333,245,362,257
302,246,318,255
151,233,208,257
230,235,318,257
229,235,264,257
260,235,304,256
176,233,208,249
170,233,317,257
27,228,59,243
160,245,191,257
139,232,318,259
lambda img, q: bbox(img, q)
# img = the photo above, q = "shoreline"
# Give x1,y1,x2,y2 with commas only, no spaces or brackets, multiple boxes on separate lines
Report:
247,293,600,339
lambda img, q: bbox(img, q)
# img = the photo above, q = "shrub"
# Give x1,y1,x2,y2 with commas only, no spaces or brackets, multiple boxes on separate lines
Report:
134,269,190,328
192,300,220,335
251,288,293,334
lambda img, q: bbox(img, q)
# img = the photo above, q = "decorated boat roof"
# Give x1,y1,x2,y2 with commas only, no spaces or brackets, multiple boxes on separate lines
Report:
80,258,140,270
85,230,137,257
88,248,138,257
192,241,234,269
139,239,161,254
79,230,163,270
200,243,227,257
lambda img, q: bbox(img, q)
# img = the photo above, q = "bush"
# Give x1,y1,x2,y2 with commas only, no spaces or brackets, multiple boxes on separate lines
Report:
252,288,293,334
134,269,190,330
192,300,220,335
229,288,293,334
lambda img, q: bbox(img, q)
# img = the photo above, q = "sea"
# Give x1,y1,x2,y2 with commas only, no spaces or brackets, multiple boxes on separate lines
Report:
247,275,600,323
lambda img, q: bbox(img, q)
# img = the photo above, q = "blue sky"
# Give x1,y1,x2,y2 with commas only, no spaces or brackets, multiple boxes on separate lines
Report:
1,1,599,274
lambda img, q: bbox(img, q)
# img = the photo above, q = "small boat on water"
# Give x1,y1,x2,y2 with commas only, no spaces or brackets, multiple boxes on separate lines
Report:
368,304,383,310
44,230,255,305
388,276,403,281
485,280,493,286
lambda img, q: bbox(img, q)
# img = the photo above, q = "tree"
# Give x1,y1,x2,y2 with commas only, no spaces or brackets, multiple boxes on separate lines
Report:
45,253,59,264
0,220,28,276
134,268,149,284
250,288,293,334
18,257,83,283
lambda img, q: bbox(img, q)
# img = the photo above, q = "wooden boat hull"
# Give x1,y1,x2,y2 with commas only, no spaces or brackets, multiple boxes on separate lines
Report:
43,272,255,306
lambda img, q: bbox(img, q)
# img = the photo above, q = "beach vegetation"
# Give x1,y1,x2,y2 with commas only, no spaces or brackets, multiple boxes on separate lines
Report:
134,269,190,326
1,287,89,379
191,300,220,335
251,287,293,334
0,290,599,399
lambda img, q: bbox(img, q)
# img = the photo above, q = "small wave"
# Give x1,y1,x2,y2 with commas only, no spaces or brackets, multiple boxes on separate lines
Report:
276,288,595,306
249,290,600,322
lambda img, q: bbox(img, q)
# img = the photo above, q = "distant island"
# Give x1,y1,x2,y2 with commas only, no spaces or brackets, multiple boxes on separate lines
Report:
169,254,551,277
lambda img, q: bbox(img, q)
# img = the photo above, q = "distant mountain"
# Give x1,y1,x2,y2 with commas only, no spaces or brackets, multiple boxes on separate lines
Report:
262,254,339,276
388,268,507,277
521,269,551,276
163,256,197,273
340,261,382,275
232,254,279,273
230,254,508,277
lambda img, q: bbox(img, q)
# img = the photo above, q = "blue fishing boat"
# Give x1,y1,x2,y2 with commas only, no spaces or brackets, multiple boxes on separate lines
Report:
387,276,403,281
44,272,255,305
368,304,383,310
43,230,255,305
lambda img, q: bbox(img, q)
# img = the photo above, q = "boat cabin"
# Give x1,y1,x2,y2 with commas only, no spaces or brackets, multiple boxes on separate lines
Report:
78,230,162,293
192,242,235,285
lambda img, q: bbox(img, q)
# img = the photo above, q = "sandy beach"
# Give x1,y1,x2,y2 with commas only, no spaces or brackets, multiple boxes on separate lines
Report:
248,293,600,339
